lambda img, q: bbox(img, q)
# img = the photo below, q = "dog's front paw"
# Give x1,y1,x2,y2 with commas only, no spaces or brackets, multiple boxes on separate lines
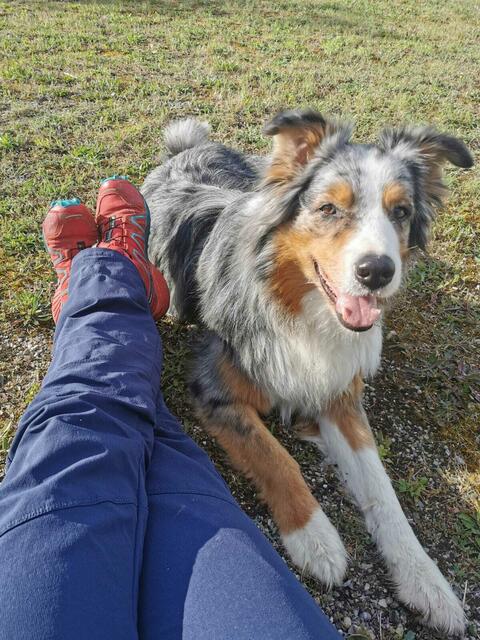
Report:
393,550,466,636
282,507,348,587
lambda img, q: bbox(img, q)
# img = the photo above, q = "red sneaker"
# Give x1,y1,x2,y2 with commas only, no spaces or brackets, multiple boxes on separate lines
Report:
96,176,169,319
42,198,98,324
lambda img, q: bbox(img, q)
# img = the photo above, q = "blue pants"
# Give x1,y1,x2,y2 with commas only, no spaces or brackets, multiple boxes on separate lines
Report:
0,249,341,640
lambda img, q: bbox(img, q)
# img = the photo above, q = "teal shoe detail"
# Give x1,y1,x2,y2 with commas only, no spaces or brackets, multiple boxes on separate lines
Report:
100,175,129,184
50,197,82,208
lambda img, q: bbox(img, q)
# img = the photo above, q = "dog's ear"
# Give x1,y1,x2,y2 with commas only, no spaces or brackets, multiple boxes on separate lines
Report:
379,126,473,249
379,126,473,170
263,109,348,184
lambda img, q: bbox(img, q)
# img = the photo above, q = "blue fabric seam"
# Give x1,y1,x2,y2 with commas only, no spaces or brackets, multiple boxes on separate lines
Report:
45,358,162,376
131,452,145,624
146,490,240,509
0,497,138,538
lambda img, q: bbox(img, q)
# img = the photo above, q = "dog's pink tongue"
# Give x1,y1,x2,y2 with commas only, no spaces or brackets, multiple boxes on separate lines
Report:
336,294,381,329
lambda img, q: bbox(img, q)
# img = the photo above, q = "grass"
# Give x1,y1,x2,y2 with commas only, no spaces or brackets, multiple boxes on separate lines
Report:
0,1,479,636
457,511,480,557
396,474,429,504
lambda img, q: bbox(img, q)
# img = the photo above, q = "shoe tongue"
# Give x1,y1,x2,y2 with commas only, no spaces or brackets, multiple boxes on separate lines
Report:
335,294,381,329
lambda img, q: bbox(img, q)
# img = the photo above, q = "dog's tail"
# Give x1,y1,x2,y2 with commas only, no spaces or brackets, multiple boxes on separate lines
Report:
164,118,211,157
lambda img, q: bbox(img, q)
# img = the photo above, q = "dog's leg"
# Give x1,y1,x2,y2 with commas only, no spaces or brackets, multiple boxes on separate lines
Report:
198,401,348,586
307,378,465,635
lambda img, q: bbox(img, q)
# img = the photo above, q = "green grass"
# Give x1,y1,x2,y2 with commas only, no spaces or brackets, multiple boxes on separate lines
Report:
397,474,429,504
457,511,480,556
0,0,479,634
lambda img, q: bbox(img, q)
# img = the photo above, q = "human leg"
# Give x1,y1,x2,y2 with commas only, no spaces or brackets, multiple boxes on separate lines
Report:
0,181,167,640
138,396,342,640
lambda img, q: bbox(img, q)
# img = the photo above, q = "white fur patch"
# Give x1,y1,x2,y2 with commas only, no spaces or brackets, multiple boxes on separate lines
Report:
312,420,466,635
342,209,402,297
248,288,382,416
282,507,348,587
331,152,404,298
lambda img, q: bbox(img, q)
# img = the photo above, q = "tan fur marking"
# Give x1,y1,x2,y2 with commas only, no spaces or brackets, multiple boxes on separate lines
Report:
293,420,321,439
319,180,355,210
422,161,448,202
270,223,354,315
326,375,374,450
400,239,411,261
265,124,326,184
418,140,456,201
271,235,315,315
219,358,271,415
207,404,318,534
382,182,413,262
382,182,410,211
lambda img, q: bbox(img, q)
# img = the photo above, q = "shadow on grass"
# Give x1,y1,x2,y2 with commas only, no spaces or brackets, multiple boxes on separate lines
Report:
385,255,479,470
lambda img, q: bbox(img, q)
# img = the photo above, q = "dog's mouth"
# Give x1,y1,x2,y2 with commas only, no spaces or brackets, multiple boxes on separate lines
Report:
313,259,381,332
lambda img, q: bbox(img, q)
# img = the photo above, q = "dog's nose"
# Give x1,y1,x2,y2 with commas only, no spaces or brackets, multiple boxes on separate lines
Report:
355,254,395,291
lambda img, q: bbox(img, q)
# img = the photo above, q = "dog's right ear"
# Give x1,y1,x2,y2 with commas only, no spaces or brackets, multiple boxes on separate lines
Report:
379,126,474,249
263,109,349,184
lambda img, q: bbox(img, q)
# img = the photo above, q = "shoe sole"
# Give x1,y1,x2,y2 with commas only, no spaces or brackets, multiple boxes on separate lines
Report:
100,175,129,185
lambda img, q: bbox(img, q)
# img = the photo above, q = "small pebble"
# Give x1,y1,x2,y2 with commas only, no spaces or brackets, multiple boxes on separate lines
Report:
389,609,400,624
378,598,387,608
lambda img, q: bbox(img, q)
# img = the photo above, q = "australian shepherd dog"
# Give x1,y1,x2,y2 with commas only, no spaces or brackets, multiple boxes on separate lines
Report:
142,110,473,635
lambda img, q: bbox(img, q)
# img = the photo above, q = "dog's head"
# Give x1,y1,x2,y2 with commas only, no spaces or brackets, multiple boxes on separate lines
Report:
261,110,473,332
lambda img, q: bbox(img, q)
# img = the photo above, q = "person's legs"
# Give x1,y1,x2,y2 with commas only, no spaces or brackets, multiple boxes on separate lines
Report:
1,176,339,640
0,181,166,640
0,248,161,640
138,396,342,640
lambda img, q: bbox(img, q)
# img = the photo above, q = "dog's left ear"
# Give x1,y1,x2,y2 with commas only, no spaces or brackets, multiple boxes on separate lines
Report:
379,126,473,170
263,109,349,184
379,126,474,249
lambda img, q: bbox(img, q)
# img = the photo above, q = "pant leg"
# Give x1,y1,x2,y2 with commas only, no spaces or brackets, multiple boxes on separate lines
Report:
138,396,341,640
0,249,162,640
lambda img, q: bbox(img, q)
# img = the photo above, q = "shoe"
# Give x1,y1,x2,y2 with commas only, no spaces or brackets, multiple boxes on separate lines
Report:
96,176,169,319
42,198,98,323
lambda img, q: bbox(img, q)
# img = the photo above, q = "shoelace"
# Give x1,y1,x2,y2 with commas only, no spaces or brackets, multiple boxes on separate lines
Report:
100,217,146,243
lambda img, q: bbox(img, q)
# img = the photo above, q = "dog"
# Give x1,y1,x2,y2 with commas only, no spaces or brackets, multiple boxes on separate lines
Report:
142,110,473,635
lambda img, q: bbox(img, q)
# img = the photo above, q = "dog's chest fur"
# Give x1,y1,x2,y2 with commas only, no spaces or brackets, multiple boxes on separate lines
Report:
239,290,383,417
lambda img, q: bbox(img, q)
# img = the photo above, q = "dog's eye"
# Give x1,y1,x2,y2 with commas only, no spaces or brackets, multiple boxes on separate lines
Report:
392,205,411,221
319,203,337,215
